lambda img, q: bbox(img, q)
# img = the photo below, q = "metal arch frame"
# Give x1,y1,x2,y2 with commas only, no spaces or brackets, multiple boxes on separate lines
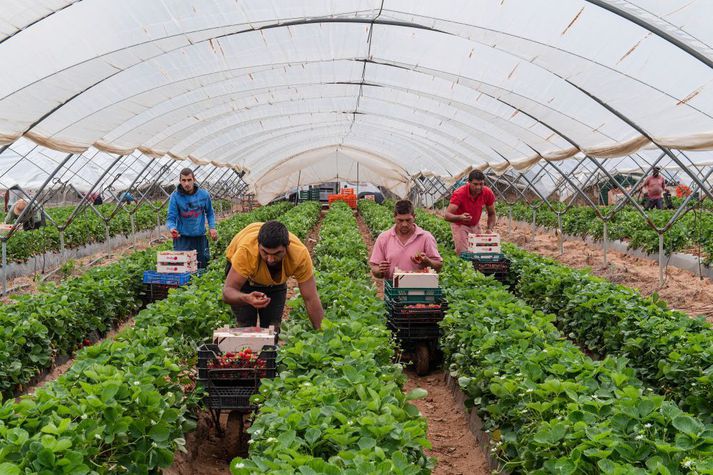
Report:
5,10,708,144
144,85,532,165
98,64,577,154
209,120,467,176
0,15,651,163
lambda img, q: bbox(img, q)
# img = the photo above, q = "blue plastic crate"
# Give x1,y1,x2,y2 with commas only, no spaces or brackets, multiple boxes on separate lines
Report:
142,270,192,286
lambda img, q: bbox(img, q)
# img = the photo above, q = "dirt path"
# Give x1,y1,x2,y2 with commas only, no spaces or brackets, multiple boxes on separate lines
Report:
355,213,490,475
167,211,325,475
497,219,713,323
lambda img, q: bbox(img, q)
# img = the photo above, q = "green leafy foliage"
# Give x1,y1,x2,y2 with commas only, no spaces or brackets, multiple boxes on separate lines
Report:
411,211,713,473
231,202,433,475
437,256,713,473
0,247,155,396
506,244,713,422
497,201,713,260
0,202,297,473
2,201,223,263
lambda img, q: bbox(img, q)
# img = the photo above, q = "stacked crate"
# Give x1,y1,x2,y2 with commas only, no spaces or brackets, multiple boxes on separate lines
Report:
141,250,197,304
327,192,357,209
467,232,501,254
385,270,446,340
460,233,511,284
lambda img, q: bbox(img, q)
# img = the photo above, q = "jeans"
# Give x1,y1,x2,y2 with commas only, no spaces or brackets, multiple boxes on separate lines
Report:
173,235,210,269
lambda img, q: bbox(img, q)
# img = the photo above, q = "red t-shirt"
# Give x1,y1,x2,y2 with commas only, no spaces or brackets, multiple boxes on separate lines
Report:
449,184,496,227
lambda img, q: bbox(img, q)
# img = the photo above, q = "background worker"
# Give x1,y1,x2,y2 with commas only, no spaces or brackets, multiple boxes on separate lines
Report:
370,200,442,280
222,220,323,331
166,168,217,269
642,166,667,210
4,199,37,231
444,170,496,255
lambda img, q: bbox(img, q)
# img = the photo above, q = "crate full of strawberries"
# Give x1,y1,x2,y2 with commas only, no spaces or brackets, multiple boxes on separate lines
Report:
197,343,277,386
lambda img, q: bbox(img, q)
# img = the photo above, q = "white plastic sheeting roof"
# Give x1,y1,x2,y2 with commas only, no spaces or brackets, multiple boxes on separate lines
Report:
1,0,713,202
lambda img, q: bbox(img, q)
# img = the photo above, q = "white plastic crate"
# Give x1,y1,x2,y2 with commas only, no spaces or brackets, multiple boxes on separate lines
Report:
392,267,439,288
157,250,197,264
157,262,198,273
467,233,501,253
212,326,278,353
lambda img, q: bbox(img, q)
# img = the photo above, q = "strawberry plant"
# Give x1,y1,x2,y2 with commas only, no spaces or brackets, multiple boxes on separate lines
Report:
0,202,298,473
506,243,713,422
438,255,713,473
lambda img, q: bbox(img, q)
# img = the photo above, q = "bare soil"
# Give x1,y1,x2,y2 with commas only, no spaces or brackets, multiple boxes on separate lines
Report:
497,219,713,323
356,213,490,475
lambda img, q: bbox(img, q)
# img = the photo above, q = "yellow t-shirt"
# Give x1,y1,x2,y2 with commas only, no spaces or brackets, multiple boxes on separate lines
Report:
225,222,313,285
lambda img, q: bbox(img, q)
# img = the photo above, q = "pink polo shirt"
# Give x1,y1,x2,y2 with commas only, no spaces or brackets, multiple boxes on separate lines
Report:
369,224,442,280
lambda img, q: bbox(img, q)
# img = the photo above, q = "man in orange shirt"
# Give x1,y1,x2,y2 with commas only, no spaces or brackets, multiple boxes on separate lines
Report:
222,221,323,331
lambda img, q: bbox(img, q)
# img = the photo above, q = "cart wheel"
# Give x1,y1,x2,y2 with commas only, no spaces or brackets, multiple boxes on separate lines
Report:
414,344,430,376
224,411,246,458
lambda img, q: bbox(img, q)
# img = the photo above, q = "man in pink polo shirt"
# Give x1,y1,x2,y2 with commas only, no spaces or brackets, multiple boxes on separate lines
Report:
369,200,442,280
444,170,497,255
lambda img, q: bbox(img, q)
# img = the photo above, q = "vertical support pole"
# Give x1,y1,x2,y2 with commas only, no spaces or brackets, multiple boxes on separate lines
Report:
531,208,536,240
603,220,608,267
130,214,136,245
356,162,360,197
104,224,110,242
659,233,664,286
1,241,6,296
508,207,512,235
59,230,65,257
557,213,563,255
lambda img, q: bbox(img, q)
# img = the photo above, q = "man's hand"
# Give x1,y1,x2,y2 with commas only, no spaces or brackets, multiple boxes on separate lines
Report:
170,228,180,239
411,252,429,268
245,291,271,309
378,261,390,276
209,229,218,241
460,213,472,223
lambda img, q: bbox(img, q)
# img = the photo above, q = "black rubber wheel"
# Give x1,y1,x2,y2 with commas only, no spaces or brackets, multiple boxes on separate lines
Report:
414,344,430,376
224,411,246,459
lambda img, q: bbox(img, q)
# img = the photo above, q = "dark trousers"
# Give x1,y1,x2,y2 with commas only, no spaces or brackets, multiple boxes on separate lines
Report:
645,198,663,210
173,235,210,269
225,261,287,331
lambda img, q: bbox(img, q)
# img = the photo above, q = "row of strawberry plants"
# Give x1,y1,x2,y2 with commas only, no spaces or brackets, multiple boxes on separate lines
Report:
0,199,236,398
400,204,713,472
496,201,712,260
3,200,230,263
407,202,713,422
0,202,297,474
503,244,713,422
0,246,155,397
438,255,713,473
231,202,433,474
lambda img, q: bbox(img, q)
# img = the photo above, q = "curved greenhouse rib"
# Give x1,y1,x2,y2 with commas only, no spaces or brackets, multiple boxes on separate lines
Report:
585,0,713,69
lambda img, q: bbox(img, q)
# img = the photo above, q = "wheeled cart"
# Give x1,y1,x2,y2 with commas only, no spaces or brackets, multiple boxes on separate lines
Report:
196,344,277,456
384,281,447,375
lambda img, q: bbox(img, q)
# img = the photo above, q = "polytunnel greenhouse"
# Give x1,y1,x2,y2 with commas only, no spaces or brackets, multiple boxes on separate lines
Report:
0,1,712,474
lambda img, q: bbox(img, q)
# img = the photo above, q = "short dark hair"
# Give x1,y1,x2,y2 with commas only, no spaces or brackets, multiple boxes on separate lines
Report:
180,168,195,178
394,200,414,216
468,170,485,182
258,221,290,249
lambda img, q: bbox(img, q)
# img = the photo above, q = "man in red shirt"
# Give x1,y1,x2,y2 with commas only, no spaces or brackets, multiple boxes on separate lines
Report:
444,170,497,255
642,167,666,210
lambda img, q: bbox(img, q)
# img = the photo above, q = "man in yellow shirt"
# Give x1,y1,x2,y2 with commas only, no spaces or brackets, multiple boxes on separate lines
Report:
223,221,323,330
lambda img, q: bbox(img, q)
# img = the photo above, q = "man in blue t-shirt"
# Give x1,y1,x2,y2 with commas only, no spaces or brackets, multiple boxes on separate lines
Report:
166,168,217,269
